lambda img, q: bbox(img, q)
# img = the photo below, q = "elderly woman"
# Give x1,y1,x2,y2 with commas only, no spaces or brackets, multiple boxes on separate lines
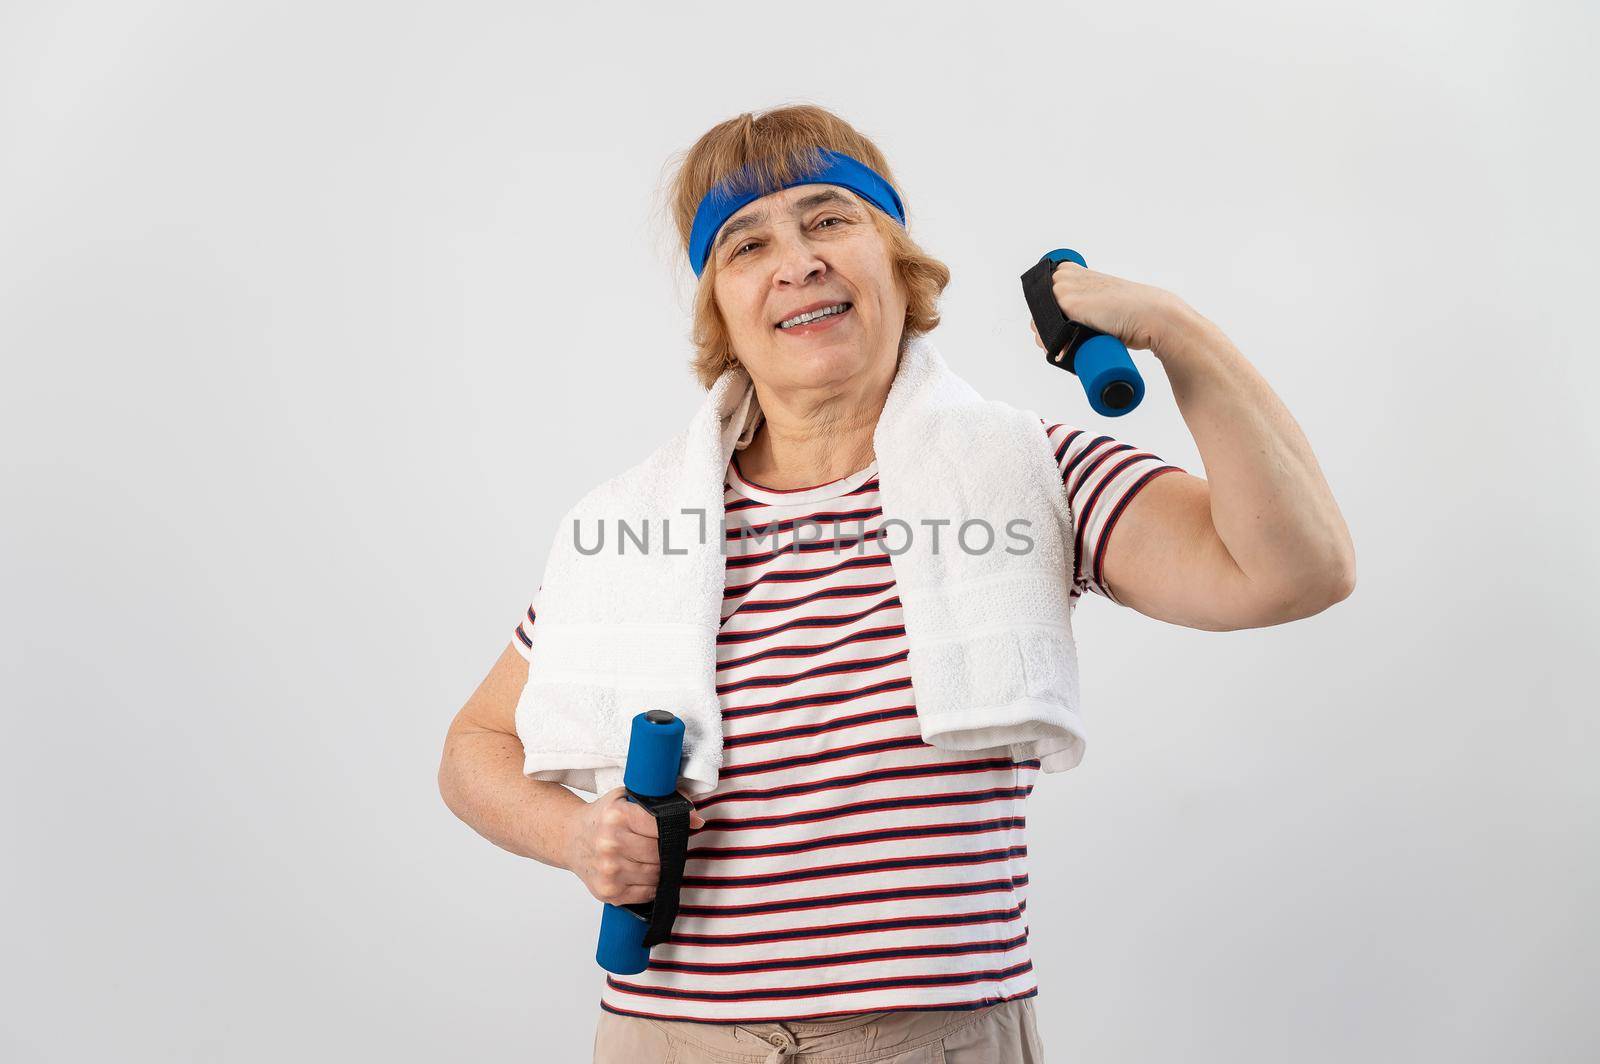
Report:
438,105,1355,1063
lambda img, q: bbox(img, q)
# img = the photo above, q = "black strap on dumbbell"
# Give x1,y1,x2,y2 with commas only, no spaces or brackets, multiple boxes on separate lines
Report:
1021,256,1089,375
620,788,693,948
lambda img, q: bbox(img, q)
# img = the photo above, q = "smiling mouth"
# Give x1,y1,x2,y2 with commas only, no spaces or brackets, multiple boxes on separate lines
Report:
774,303,854,332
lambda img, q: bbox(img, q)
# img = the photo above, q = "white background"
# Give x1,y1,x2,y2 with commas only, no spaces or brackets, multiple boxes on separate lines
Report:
3,1,1596,1061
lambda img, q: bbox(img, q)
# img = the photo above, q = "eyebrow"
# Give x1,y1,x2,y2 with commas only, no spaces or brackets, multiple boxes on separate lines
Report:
714,189,862,254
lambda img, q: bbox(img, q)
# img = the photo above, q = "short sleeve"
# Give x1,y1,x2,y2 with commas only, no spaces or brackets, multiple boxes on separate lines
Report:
511,584,542,662
1042,419,1185,606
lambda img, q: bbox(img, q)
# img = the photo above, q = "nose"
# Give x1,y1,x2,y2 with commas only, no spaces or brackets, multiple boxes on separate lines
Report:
771,230,826,287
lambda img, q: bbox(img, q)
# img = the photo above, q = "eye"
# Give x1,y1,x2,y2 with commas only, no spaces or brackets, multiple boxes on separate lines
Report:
731,217,846,259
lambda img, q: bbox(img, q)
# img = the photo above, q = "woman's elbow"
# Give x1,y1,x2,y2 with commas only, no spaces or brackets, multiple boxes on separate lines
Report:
1286,558,1357,622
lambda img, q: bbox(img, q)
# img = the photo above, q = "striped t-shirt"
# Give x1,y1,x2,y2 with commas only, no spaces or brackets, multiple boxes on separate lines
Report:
512,420,1182,1024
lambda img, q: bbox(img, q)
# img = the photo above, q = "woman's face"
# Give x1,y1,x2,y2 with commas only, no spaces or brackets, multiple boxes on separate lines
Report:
709,184,907,393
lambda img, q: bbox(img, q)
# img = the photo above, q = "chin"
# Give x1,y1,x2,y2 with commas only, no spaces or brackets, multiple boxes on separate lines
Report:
794,343,876,380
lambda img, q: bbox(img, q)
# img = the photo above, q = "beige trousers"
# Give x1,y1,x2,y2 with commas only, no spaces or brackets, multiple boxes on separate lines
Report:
592,995,1045,1063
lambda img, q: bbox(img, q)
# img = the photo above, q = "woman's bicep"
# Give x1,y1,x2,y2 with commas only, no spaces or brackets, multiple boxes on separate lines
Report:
1096,469,1253,630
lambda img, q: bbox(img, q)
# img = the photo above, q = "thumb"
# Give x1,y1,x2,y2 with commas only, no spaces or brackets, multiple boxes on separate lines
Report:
690,810,706,829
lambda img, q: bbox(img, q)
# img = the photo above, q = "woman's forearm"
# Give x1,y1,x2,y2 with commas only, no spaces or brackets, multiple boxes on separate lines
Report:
1155,301,1357,602
438,727,586,871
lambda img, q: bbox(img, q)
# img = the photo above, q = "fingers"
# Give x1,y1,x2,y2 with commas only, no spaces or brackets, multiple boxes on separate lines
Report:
621,798,660,837
621,839,662,872
595,851,661,906
602,808,662,870
587,789,714,907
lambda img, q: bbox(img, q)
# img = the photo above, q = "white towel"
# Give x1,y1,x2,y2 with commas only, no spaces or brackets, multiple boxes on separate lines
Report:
514,332,1087,799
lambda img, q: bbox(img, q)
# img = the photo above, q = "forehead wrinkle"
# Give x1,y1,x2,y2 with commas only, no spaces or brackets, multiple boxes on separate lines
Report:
713,188,861,252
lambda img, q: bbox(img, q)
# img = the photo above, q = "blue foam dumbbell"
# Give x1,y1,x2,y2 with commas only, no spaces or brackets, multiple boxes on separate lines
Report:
1020,248,1146,417
595,710,694,975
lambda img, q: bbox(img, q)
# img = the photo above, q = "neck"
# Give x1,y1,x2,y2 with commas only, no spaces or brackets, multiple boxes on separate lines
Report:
737,354,897,489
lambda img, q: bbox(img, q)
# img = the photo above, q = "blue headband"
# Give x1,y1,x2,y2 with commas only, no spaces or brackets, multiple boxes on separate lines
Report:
687,147,906,277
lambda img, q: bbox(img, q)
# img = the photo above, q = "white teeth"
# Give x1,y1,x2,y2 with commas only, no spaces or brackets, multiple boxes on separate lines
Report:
779,303,849,329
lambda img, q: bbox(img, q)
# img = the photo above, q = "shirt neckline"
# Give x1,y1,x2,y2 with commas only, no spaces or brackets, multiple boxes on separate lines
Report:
727,452,879,505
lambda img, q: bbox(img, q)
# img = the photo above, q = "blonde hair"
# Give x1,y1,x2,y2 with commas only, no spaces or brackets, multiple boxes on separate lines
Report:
656,104,951,390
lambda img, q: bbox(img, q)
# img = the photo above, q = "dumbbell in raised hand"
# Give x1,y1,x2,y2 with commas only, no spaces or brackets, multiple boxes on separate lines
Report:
1020,247,1146,417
